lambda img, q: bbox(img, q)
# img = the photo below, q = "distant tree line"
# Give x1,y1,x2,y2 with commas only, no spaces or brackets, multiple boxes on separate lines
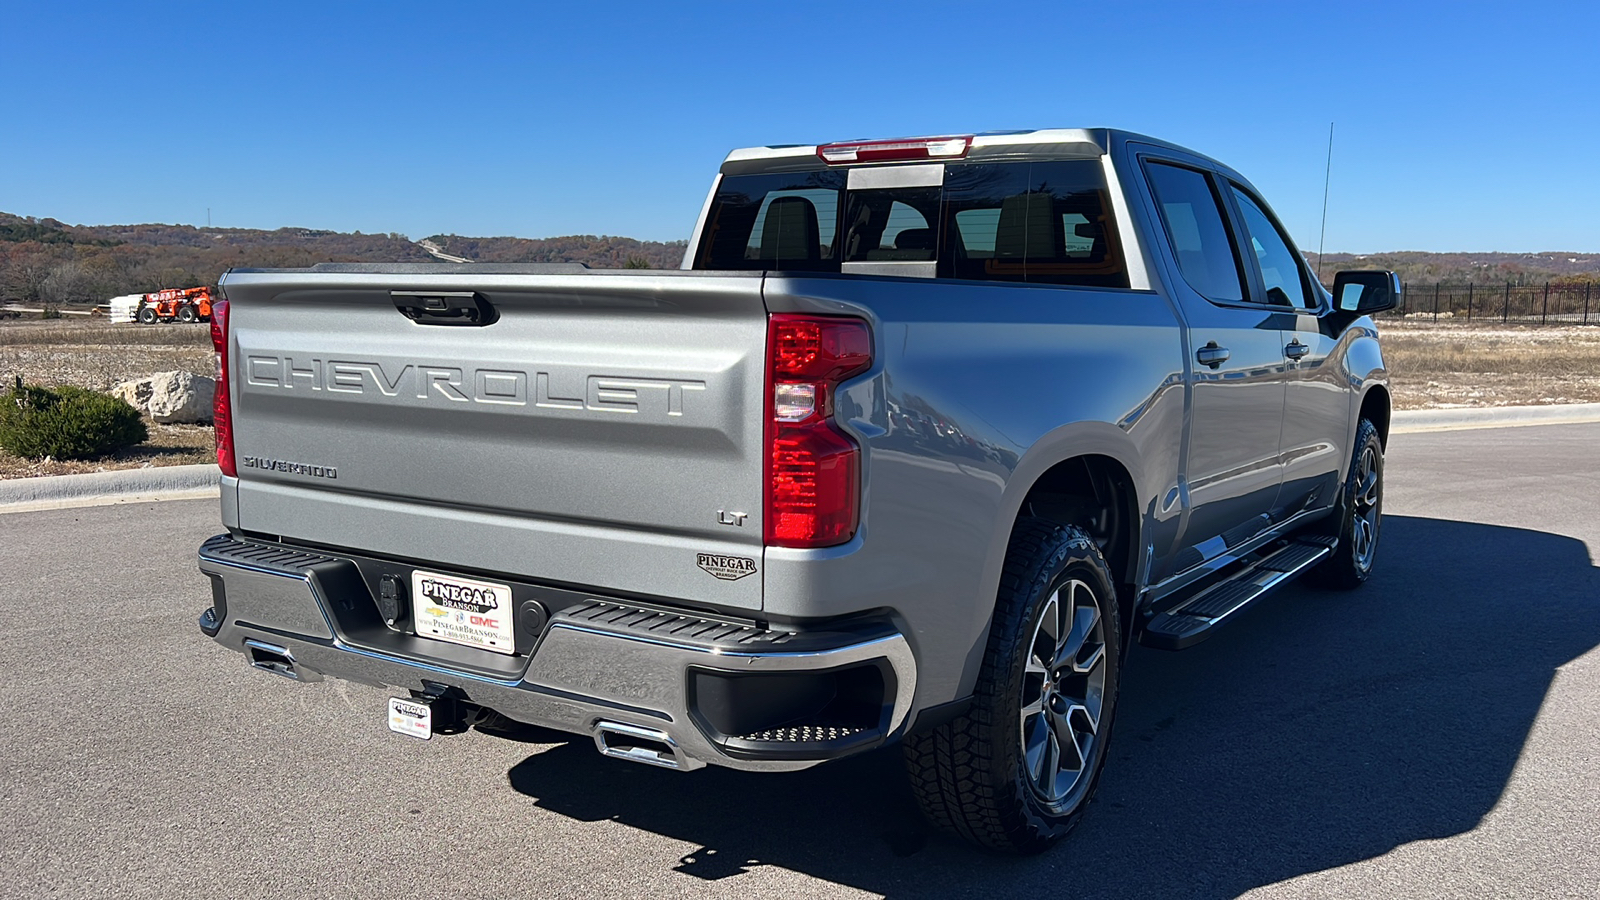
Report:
0,213,431,305
1305,250,1599,288
425,233,688,270
0,212,691,306
7,210,1589,307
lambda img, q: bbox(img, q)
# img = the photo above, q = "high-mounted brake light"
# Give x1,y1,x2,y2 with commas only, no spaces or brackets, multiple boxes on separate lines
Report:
766,315,872,548
210,299,236,478
817,135,972,165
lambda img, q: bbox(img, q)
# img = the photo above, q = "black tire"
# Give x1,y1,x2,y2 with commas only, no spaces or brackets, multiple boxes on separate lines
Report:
903,518,1122,854
177,305,197,323
137,307,157,324
1313,418,1384,589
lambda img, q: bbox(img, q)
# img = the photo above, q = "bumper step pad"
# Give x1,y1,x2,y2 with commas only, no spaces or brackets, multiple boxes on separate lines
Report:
738,724,870,743
560,599,900,655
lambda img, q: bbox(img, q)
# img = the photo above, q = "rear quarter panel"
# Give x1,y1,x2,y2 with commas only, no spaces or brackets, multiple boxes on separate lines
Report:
761,275,1185,707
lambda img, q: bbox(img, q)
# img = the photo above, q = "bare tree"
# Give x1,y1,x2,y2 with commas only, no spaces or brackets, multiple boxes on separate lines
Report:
42,260,93,305
2,256,53,304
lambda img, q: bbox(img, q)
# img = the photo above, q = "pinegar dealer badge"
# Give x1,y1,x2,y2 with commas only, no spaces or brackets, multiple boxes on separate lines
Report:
696,553,757,581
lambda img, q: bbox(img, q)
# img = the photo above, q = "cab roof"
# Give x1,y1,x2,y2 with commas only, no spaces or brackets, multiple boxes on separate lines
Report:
719,128,1220,176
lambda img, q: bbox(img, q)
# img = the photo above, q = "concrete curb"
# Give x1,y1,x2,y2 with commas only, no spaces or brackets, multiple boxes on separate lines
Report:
1391,402,1600,434
0,464,219,514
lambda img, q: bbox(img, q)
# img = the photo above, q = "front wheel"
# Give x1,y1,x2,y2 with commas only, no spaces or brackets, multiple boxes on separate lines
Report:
903,519,1121,854
137,307,157,324
1314,417,1384,589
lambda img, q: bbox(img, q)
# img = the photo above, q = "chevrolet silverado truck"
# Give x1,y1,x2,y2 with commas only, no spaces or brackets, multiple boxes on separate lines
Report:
197,129,1398,853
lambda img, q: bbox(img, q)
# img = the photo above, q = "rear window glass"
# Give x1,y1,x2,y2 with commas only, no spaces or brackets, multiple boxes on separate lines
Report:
941,161,1127,287
844,191,940,262
694,160,1127,288
693,172,845,271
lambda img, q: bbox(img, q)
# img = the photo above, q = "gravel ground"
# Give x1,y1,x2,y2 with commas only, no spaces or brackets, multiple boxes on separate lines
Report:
0,317,213,391
1378,320,1600,408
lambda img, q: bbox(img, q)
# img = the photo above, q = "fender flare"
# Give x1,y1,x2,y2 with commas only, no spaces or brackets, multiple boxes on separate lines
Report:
951,421,1150,699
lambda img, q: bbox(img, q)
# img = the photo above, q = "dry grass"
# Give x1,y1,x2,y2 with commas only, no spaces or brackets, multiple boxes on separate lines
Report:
1380,321,1600,409
0,418,213,479
0,317,212,391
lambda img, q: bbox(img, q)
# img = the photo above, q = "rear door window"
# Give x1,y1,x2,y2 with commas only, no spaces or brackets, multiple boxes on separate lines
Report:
1145,162,1246,303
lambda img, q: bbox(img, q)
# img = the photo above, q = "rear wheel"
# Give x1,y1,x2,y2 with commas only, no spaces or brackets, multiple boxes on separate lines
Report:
1314,417,1384,589
903,519,1121,854
177,305,197,323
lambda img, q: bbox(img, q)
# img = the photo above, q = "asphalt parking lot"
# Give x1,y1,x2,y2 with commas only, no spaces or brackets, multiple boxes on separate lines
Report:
2,422,1597,899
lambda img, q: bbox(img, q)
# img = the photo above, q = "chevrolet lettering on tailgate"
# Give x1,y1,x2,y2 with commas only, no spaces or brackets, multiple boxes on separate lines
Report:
244,356,706,416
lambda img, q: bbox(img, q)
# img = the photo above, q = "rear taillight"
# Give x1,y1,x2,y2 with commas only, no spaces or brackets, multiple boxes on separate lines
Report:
816,135,972,165
765,315,872,548
210,299,236,477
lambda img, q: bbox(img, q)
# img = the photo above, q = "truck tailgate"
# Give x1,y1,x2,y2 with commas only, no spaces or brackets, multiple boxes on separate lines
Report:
220,268,768,610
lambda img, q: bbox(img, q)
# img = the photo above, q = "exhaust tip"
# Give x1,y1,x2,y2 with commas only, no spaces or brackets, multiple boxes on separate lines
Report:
243,638,319,682
593,721,686,770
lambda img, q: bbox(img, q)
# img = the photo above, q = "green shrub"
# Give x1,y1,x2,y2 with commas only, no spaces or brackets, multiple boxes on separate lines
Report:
0,383,148,460
40,304,63,320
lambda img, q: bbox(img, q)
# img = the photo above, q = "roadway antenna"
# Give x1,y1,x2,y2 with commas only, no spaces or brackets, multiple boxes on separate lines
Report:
1316,122,1334,280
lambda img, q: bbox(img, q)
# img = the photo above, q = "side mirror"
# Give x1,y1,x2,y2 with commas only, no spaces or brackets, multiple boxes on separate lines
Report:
1332,270,1401,314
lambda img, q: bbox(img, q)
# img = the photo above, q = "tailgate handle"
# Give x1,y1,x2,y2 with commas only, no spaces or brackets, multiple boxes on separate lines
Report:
391,291,498,326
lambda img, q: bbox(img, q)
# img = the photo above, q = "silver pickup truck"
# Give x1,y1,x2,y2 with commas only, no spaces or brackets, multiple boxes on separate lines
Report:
197,129,1398,853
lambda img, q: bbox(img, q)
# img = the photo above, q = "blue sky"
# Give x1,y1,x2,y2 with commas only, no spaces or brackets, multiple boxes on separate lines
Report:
3,1,1596,253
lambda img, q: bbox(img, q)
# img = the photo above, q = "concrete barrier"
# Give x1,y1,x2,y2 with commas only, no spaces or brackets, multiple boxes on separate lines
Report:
1391,402,1600,434
0,464,219,514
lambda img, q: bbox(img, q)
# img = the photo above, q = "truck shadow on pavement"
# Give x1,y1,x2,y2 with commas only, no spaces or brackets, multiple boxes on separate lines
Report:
506,515,1600,898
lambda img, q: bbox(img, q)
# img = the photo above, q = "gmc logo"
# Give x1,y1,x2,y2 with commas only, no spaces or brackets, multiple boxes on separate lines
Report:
244,357,706,417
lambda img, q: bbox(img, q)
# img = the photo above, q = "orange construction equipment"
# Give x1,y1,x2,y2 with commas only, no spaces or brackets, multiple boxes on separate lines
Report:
137,286,214,324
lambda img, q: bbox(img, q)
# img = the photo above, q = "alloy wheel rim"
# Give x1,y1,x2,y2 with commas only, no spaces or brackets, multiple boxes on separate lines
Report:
1019,578,1107,813
1351,445,1381,570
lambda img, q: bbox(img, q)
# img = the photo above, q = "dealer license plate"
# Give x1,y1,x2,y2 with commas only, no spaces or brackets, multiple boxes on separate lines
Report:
388,697,432,740
411,569,516,655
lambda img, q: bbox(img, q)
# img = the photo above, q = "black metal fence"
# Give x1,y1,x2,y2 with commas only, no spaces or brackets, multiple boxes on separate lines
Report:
1381,282,1598,325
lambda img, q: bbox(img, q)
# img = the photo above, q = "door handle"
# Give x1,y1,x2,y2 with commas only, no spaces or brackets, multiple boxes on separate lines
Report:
1284,339,1310,360
1196,342,1230,369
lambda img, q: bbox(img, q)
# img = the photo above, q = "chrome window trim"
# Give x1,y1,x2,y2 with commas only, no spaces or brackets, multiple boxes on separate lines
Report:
1102,153,1150,290
682,172,723,270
